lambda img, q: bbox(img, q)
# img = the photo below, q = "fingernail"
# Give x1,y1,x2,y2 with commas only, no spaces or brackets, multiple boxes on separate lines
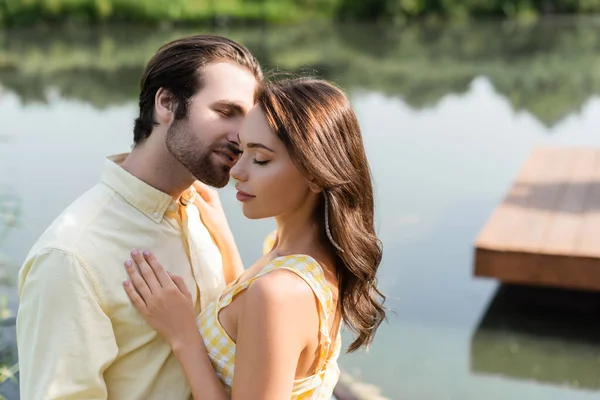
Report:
125,259,132,267
142,250,150,257
124,280,130,286
131,249,139,257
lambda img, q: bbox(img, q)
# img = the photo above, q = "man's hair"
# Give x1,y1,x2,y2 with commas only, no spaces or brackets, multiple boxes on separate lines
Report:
133,34,263,144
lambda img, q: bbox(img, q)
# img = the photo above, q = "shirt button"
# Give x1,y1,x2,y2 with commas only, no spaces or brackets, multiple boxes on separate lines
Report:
168,203,178,212
153,212,160,219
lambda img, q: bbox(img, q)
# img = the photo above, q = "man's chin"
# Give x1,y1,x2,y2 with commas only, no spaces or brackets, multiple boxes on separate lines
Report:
192,171,230,189
208,179,229,189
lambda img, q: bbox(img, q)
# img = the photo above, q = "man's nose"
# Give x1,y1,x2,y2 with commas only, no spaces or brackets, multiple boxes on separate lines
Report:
226,129,240,146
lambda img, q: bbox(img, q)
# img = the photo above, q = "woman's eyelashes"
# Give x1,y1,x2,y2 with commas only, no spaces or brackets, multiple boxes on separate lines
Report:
252,158,270,166
238,150,271,166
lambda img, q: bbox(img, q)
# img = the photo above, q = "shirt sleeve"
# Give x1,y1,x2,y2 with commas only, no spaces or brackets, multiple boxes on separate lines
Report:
17,248,118,400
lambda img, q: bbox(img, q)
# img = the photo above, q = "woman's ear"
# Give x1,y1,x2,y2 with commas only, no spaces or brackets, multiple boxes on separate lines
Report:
155,88,175,125
308,181,322,194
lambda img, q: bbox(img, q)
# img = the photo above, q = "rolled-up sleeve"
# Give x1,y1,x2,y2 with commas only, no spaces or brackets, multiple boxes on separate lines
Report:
16,248,118,400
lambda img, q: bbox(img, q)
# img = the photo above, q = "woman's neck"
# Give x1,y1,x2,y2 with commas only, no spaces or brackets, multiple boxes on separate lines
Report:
272,189,319,254
274,212,320,257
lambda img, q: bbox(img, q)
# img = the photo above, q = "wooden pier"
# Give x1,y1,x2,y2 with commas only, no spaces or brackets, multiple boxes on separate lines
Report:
474,147,600,291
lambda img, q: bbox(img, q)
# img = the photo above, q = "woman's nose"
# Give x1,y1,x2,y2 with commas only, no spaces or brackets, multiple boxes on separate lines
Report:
230,161,247,182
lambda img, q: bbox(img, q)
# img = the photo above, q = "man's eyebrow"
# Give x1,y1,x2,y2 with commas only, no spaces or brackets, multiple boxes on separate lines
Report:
214,100,247,116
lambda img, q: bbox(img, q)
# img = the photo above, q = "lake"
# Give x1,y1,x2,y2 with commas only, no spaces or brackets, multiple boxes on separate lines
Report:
2,17,600,399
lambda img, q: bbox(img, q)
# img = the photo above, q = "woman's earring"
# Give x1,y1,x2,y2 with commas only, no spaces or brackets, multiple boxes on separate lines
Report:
324,192,344,252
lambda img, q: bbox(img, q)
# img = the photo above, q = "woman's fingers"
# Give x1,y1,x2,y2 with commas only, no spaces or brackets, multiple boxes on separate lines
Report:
124,258,152,302
142,250,173,288
130,249,161,293
126,249,192,299
123,279,147,313
193,181,217,203
170,273,192,301
193,193,209,211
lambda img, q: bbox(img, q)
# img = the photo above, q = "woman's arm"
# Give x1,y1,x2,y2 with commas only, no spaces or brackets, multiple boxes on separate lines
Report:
171,336,228,400
193,182,244,283
231,269,317,399
211,233,244,285
123,249,229,400
123,251,318,400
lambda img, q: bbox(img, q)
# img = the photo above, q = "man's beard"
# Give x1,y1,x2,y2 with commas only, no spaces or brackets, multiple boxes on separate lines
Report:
166,117,232,188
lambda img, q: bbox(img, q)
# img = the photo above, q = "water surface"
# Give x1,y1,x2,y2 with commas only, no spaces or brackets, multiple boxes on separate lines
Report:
2,19,600,399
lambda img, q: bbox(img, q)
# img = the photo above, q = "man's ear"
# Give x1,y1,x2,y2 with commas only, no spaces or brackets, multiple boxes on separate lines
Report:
155,88,175,125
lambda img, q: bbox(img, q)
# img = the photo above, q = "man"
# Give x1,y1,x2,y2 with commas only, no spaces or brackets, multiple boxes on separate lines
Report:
16,34,263,399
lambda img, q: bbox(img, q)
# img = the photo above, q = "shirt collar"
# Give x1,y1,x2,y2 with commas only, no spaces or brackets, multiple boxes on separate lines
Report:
100,153,196,223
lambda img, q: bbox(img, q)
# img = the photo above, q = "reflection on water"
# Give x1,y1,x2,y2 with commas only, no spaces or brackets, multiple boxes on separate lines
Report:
2,18,600,399
2,18,600,127
472,285,600,391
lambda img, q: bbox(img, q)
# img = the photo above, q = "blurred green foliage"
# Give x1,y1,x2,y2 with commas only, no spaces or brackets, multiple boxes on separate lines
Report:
0,0,332,27
2,0,600,27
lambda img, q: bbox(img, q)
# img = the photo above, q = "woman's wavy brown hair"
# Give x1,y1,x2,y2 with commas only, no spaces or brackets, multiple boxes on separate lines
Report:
257,77,386,352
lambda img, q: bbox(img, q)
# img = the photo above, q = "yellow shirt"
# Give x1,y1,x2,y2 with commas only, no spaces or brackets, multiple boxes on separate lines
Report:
16,153,226,400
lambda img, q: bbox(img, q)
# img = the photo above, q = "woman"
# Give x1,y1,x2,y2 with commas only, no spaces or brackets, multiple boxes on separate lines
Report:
122,78,386,399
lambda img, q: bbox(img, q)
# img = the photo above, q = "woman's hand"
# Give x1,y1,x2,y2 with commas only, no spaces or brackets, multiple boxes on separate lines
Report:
193,181,234,246
193,182,245,283
123,249,200,349
124,250,229,400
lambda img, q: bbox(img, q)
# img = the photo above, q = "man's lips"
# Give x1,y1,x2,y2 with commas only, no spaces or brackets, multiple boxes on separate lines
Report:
214,149,238,166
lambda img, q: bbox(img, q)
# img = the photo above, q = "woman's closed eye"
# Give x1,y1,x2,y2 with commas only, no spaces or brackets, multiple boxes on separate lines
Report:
253,158,270,165
238,150,271,166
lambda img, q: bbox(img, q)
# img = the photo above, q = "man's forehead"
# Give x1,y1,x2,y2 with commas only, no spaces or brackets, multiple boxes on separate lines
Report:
200,62,255,111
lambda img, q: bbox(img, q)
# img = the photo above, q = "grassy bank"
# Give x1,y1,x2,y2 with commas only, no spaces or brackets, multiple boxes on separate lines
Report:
2,0,600,27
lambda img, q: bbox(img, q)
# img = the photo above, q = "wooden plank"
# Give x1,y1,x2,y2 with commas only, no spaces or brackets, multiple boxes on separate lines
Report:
475,147,556,250
575,151,600,257
503,148,575,253
475,249,600,291
540,148,597,255
474,147,600,291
